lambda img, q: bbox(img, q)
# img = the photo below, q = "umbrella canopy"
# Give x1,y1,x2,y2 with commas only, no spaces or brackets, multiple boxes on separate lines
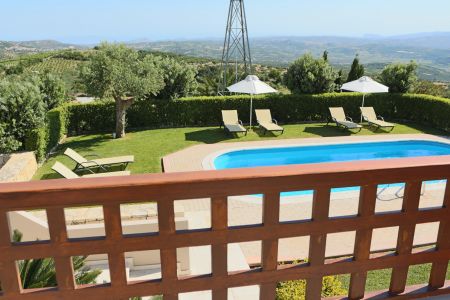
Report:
341,76,389,122
341,76,389,94
227,75,278,129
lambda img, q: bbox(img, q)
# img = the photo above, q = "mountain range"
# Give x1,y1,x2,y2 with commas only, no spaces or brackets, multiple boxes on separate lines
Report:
1,32,449,81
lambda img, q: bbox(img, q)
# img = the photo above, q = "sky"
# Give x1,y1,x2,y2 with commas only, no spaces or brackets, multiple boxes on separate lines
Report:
1,0,450,44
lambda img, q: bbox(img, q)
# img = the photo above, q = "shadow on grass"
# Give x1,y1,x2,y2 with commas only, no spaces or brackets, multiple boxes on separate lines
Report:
303,125,352,137
254,128,280,138
184,128,238,144
399,122,448,136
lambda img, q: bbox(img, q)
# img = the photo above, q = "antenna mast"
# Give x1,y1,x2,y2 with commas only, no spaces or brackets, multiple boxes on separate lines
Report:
219,0,252,94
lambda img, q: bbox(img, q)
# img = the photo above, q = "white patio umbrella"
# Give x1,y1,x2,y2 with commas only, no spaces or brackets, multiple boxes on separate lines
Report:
341,76,389,122
227,75,278,129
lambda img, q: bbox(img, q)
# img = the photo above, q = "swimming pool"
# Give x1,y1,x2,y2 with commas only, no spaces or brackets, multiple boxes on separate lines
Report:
214,140,450,170
212,140,450,196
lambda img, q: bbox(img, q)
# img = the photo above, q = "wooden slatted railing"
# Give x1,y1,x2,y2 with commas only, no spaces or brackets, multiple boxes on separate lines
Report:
0,156,449,299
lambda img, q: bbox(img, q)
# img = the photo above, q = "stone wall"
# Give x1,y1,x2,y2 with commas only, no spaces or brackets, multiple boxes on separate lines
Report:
0,152,37,183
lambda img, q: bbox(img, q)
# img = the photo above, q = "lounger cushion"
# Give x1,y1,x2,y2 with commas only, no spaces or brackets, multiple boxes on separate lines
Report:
259,122,284,132
83,171,131,178
368,120,395,128
225,124,247,133
337,121,362,129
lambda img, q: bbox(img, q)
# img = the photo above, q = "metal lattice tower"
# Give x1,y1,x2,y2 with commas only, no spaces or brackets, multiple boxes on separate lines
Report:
219,0,252,94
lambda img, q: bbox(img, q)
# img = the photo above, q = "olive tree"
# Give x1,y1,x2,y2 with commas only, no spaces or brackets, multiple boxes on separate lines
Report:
81,43,164,138
379,61,418,93
284,53,337,94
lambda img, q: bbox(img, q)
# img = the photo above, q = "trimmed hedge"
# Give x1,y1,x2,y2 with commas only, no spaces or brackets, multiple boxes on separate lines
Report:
25,106,69,162
66,93,450,135
24,93,450,161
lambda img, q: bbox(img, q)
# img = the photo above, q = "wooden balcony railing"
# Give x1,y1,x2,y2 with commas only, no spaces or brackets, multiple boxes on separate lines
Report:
0,156,449,300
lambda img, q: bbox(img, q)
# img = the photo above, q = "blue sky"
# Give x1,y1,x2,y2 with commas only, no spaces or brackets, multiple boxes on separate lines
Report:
1,0,450,44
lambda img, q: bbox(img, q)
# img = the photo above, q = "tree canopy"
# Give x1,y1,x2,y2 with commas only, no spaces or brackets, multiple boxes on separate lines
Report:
346,55,365,82
284,53,337,94
379,61,418,93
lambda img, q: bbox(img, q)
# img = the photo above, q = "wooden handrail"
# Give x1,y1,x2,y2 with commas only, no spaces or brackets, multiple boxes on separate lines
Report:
0,155,449,299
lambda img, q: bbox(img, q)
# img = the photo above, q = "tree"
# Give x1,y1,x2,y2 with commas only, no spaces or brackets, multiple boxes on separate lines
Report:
379,61,418,93
0,77,46,152
38,72,67,110
149,56,198,100
322,50,329,62
284,53,337,94
80,43,164,138
347,55,364,82
11,230,100,289
334,69,345,91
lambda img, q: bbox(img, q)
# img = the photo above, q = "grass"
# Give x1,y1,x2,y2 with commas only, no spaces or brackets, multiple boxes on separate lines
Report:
336,262,450,293
34,121,447,180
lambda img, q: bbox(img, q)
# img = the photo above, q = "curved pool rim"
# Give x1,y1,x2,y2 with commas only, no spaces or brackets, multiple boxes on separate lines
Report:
202,138,450,171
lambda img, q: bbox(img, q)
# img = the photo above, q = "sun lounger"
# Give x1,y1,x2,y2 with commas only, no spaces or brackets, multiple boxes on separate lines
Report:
360,107,395,131
52,162,130,179
255,109,284,135
328,107,362,132
221,110,248,136
64,148,134,172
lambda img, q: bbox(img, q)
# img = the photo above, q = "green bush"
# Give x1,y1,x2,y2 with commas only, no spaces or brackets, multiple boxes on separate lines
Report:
276,275,346,299
64,93,450,136
24,127,48,162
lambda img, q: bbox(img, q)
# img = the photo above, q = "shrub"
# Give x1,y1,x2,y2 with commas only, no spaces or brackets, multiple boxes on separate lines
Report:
276,276,346,299
284,54,337,94
24,127,48,162
379,61,418,93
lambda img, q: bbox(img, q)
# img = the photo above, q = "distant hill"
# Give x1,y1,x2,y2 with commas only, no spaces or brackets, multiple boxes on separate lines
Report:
127,33,450,81
0,40,82,59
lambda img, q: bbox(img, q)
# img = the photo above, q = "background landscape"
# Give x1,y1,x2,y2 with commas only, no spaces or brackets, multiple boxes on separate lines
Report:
1,32,450,81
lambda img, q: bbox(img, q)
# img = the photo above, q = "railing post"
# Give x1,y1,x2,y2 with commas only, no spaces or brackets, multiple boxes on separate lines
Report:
47,207,76,291
0,209,22,296
306,188,331,300
349,185,377,300
158,199,178,300
211,196,228,300
260,192,280,300
389,181,422,295
429,180,450,290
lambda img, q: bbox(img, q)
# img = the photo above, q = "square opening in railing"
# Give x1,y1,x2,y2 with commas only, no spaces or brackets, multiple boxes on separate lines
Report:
174,198,211,230
365,268,393,293
326,231,356,259
229,285,260,298
278,276,347,299
177,245,211,278
329,186,360,218
64,206,106,239
120,202,159,236
419,179,447,210
74,254,111,287
228,195,262,227
129,295,162,300
413,222,440,247
16,257,57,290
279,190,313,222
278,236,310,264
375,182,405,214
371,226,399,253
406,263,433,287
7,210,50,243
179,290,211,299
125,250,161,282
228,240,262,271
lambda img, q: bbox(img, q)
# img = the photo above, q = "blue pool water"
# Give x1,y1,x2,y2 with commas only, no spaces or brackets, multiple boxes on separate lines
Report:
213,140,450,196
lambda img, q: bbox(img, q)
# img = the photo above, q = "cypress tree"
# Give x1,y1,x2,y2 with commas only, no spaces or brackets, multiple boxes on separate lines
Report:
347,55,365,82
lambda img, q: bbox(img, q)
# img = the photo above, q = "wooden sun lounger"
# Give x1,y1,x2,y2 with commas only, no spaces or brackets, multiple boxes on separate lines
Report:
52,162,130,179
64,148,134,172
221,110,248,136
328,107,362,132
360,107,395,131
255,109,284,135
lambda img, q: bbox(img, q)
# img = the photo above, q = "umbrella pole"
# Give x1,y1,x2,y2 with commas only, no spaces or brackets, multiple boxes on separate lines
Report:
249,94,253,131
360,94,366,123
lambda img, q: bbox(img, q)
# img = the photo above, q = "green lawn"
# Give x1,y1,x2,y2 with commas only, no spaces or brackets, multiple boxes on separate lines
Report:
34,121,447,180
